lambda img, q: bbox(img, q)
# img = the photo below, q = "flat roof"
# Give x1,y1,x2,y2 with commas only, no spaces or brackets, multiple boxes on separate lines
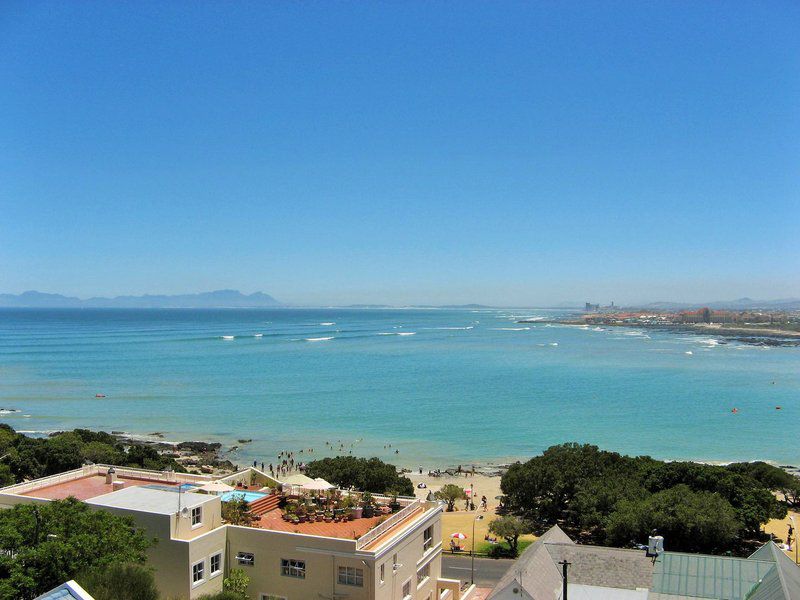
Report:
87,486,215,515
15,474,183,501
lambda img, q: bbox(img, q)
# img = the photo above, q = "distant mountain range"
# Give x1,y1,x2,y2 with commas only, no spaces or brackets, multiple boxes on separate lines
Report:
0,290,282,308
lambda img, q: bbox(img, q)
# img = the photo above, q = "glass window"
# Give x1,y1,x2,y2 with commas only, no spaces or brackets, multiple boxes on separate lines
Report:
402,581,411,598
380,563,385,584
210,552,222,576
417,563,430,585
423,525,434,551
236,552,255,566
192,560,205,585
281,558,306,578
338,566,364,587
191,506,202,527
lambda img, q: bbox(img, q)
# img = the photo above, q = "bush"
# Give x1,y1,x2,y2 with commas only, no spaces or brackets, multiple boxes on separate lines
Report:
305,456,413,496
79,563,159,600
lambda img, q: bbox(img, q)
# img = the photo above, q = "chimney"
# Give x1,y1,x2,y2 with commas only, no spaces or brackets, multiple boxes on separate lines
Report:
105,467,117,484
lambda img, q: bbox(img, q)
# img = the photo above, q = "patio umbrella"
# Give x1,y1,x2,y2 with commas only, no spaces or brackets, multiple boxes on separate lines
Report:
302,480,335,491
197,481,235,494
313,477,335,490
450,532,467,539
282,473,315,486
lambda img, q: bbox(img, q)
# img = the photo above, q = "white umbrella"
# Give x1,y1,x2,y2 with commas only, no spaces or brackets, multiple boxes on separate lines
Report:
197,481,235,494
302,479,335,491
314,477,336,489
282,473,315,486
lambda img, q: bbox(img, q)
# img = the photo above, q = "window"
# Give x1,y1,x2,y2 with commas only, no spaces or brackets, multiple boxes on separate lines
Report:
191,559,205,586
281,558,306,579
260,596,287,600
380,563,385,584
210,552,222,577
417,563,430,585
236,552,255,566
423,525,434,551
402,580,411,599
191,506,202,527
338,566,364,587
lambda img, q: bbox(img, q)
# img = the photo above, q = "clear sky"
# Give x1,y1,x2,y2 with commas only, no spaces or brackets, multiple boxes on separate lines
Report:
2,2,798,306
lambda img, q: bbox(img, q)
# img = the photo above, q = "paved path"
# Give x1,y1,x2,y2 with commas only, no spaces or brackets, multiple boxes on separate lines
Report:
441,554,511,588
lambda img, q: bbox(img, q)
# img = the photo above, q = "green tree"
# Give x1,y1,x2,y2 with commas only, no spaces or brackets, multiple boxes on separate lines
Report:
305,456,414,495
605,485,741,553
82,441,126,465
78,563,159,600
221,497,253,526
223,568,250,599
488,516,531,557
435,484,467,512
0,497,153,600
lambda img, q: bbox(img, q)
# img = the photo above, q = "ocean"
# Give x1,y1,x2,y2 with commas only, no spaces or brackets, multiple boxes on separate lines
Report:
1,308,798,469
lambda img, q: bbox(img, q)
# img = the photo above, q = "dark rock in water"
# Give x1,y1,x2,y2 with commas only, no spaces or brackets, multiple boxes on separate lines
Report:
111,431,125,435
148,432,165,438
237,438,252,444
732,337,800,347
177,440,222,453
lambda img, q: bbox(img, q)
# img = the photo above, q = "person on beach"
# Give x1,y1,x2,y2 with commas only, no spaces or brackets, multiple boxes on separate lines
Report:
480,495,488,511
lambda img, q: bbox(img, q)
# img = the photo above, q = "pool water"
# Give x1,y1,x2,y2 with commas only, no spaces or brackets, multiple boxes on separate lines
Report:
220,490,267,503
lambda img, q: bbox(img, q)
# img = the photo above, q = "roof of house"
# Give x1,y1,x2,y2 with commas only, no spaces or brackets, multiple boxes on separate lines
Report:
86,485,215,515
35,580,95,600
487,524,574,600
489,527,800,600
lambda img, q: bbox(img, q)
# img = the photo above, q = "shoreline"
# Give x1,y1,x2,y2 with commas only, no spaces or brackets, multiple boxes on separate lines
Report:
523,319,800,345
9,424,800,482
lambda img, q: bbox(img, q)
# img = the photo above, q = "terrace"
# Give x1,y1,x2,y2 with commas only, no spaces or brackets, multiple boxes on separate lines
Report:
2,464,213,502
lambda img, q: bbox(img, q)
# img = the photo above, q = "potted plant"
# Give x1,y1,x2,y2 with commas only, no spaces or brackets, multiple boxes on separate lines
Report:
324,511,334,523
388,490,401,513
361,492,375,518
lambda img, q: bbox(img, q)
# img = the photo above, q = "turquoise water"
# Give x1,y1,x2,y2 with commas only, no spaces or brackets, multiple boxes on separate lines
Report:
220,491,267,503
0,308,798,468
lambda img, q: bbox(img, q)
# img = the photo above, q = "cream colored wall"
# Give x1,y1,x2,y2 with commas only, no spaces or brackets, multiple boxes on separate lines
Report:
174,498,222,540
226,526,365,600
186,527,228,599
372,507,443,600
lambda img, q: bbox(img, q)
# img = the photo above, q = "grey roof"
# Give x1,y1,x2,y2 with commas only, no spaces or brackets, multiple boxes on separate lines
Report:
747,542,800,600
545,542,654,590
35,580,95,600
487,524,573,600
86,485,215,515
488,527,800,600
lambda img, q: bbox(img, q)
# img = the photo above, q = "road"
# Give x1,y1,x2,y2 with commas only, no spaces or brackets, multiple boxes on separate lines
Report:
441,554,512,587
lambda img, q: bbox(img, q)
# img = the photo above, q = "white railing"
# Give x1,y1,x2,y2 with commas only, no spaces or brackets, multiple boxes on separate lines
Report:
0,465,96,496
95,465,212,484
355,499,422,549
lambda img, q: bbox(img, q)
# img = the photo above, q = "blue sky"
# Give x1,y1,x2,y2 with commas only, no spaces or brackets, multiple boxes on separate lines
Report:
2,2,798,306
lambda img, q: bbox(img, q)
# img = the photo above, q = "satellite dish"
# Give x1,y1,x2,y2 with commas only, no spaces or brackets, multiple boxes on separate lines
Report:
180,506,190,518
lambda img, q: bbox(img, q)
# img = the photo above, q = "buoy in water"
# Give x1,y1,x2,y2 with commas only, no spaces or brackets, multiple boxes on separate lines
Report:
95,394,106,398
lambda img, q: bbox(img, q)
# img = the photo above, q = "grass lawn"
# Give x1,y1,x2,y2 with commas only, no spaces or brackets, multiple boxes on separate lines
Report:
441,509,536,555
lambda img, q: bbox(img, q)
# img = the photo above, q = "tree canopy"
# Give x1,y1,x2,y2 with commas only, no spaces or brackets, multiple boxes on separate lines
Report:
305,456,414,496
0,424,185,485
435,484,467,511
78,563,159,600
501,443,790,554
0,497,153,600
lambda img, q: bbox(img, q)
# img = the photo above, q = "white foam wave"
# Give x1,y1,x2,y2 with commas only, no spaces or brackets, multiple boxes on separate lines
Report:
320,322,336,326
685,351,693,355
253,333,263,338
491,327,530,331
396,332,416,336
429,326,474,330
0,408,21,415
549,342,559,346
221,335,235,340
305,337,333,342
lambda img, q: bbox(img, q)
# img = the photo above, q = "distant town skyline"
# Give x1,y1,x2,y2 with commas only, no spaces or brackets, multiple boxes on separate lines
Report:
2,3,798,307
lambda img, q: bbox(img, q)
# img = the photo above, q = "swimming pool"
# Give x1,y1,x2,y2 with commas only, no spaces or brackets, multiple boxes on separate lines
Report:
220,490,267,503
143,483,200,493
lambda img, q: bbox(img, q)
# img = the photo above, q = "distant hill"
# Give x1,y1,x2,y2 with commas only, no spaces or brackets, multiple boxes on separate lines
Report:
0,289,282,308
636,298,800,311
